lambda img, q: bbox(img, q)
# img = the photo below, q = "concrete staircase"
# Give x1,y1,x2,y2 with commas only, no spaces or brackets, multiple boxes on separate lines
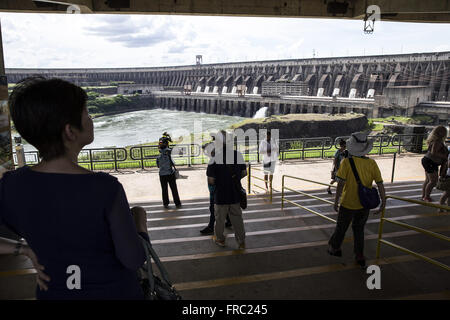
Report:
1,180,449,299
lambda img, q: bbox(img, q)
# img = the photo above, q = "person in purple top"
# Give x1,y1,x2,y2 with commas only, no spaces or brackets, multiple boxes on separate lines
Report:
0,77,149,299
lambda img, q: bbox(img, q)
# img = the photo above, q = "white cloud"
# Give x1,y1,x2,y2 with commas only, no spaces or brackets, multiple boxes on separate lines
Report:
0,12,449,68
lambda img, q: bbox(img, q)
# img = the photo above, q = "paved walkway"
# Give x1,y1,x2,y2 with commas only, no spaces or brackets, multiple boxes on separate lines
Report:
117,153,426,203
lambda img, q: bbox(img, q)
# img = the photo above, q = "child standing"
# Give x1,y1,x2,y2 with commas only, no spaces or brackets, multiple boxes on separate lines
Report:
327,139,348,195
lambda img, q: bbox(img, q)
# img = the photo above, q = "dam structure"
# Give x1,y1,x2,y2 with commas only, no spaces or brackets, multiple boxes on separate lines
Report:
6,51,450,122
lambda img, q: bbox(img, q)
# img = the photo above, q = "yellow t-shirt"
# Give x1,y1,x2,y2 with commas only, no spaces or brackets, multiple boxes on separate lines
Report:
335,156,383,210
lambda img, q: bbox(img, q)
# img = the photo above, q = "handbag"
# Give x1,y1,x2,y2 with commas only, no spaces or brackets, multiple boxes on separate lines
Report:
138,236,182,300
170,157,180,179
348,157,381,210
436,176,450,191
226,165,247,210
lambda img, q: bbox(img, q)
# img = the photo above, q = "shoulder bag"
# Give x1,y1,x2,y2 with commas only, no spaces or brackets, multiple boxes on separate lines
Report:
226,164,247,210
436,176,450,191
169,155,180,179
138,235,182,300
348,157,380,210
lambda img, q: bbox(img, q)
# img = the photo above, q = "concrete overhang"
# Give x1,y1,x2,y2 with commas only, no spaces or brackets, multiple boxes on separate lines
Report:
0,0,449,23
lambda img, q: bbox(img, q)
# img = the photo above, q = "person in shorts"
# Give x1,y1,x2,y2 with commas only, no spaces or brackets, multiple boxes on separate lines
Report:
258,130,278,192
421,126,449,202
327,132,386,268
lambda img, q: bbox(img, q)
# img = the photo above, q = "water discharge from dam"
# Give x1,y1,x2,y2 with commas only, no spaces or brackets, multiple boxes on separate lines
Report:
20,109,245,151
253,107,268,119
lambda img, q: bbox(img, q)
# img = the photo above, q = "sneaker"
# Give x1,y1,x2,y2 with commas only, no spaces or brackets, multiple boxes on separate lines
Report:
213,237,225,247
355,254,366,268
422,196,433,202
200,226,214,235
175,204,182,209
163,204,169,209
225,222,232,228
327,246,342,257
238,242,246,250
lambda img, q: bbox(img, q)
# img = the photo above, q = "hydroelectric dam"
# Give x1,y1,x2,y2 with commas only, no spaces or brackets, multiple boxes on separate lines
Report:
6,51,450,123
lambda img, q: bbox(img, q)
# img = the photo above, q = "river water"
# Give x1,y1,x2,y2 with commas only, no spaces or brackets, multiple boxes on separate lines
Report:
19,109,245,151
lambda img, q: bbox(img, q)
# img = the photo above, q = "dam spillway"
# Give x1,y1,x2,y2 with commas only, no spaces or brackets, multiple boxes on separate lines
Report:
5,51,450,122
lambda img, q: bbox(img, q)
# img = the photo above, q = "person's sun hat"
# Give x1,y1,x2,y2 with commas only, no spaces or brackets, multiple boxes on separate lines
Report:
346,132,374,157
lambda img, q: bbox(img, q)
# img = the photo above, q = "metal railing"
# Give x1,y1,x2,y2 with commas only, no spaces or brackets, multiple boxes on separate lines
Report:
77,147,128,172
391,134,427,154
376,195,450,271
281,175,337,223
13,133,428,171
279,137,334,160
247,163,275,203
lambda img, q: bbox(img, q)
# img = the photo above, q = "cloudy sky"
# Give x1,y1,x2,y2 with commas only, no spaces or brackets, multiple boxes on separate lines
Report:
0,12,449,68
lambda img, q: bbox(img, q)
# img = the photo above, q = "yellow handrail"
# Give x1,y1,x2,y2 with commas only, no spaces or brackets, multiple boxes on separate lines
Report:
247,163,274,203
281,175,337,223
376,195,450,271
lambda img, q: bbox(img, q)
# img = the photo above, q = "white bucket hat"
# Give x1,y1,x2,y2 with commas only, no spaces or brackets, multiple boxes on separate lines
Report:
346,132,374,157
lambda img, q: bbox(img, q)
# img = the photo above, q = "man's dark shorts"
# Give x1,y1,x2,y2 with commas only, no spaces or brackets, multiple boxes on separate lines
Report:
422,156,439,174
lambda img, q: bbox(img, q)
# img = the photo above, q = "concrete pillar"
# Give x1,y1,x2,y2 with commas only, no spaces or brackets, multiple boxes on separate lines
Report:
275,103,281,115
247,102,253,117
290,104,296,114
217,100,222,115
326,106,333,114
267,104,275,116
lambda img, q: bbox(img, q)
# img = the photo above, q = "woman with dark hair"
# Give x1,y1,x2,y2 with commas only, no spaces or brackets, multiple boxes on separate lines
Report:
0,78,149,299
421,125,449,202
157,134,182,209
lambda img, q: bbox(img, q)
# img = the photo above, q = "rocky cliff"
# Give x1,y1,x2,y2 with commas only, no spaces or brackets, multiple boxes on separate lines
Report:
231,113,368,139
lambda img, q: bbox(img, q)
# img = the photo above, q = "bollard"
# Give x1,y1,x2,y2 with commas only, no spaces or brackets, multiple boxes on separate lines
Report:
14,137,26,168
15,144,26,168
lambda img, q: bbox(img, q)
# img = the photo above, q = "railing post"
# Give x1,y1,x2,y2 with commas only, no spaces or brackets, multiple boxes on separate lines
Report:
188,144,192,167
113,148,118,172
321,139,325,159
257,136,260,163
248,163,251,194
376,208,387,259
281,175,285,209
391,153,396,183
89,149,93,171
378,137,382,155
301,140,305,160
140,147,145,170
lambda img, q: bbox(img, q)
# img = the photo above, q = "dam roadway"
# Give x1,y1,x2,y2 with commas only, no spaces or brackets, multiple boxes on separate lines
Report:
151,90,377,118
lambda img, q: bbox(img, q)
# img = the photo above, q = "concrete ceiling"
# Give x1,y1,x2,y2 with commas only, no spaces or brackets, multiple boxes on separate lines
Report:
0,0,449,23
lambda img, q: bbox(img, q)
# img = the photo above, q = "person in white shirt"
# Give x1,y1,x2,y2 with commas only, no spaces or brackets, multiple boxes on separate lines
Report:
258,131,279,192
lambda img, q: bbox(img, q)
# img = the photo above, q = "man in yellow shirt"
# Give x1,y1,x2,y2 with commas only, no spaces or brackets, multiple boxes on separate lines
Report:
328,132,386,268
